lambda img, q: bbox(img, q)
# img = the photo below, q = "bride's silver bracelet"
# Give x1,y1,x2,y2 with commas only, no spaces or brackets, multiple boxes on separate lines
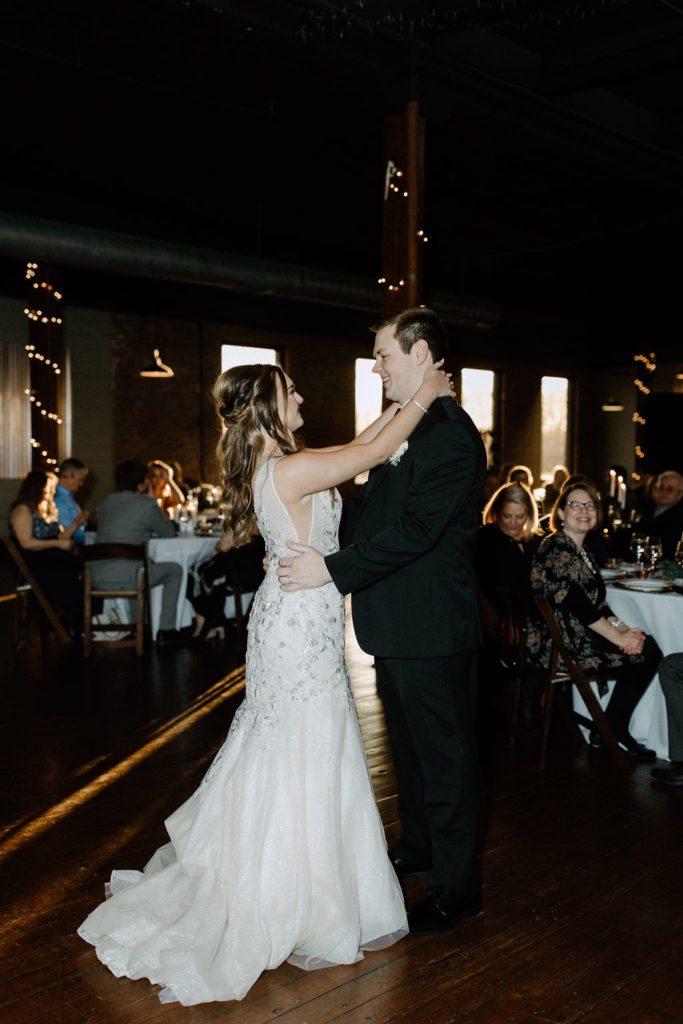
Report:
411,398,428,414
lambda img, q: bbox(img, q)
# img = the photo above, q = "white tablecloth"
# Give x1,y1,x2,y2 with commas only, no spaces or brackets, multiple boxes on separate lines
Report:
572,583,683,759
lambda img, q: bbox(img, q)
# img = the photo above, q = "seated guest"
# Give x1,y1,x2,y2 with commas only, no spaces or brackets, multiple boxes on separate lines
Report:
543,465,568,512
95,459,185,644
506,464,534,489
187,532,266,640
527,481,661,760
476,481,542,730
147,459,186,515
637,470,683,560
477,481,541,616
651,653,683,786
9,470,84,635
55,458,90,543
480,467,501,509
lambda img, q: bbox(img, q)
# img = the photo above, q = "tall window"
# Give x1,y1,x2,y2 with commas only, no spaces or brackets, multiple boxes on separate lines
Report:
354,358,383,483
460,368,495,463
541,376,569,478
221,344,279,372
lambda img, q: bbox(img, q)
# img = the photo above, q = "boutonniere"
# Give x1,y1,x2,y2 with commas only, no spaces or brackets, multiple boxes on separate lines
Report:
387,441,408,466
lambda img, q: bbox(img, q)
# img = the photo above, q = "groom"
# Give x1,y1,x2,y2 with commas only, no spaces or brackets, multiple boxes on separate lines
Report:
278,307,486,934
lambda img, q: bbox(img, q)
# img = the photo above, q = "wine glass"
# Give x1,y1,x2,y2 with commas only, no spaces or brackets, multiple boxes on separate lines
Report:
647,536,663,573
629,532,648,576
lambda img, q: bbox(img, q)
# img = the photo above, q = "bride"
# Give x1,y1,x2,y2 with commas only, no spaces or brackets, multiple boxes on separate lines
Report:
78,360,451,1005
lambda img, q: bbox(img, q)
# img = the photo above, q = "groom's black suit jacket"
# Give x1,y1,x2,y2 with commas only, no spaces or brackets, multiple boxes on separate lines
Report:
325,397,486,658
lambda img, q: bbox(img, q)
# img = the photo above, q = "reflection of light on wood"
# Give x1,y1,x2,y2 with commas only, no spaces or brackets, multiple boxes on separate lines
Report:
0,668,245,863
541,376,569,478
355,358,383,484
221,345,279,371
461,368,494,434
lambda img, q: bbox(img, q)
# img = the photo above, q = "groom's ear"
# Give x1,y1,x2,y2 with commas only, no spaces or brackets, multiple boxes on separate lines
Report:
411,339,430,366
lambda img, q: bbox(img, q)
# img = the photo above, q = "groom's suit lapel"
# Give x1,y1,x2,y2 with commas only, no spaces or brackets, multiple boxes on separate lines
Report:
362,405,435,502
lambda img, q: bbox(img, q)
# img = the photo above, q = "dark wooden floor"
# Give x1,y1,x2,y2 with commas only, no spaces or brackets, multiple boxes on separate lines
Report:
1,599,682,1024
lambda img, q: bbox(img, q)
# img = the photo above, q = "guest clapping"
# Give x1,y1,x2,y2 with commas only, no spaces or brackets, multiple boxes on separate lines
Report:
9,470,84,635
527,482,661,760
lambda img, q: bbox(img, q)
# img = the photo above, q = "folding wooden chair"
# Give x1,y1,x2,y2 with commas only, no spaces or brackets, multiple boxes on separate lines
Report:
82,543,148,656
2,536,72,645
534,597,628,769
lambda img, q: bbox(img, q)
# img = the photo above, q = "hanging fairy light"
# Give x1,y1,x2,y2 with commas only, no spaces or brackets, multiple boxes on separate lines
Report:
25,261,63,469
632,352,656,466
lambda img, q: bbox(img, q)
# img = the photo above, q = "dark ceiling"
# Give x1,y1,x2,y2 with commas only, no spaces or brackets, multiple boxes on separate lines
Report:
2,0,683,362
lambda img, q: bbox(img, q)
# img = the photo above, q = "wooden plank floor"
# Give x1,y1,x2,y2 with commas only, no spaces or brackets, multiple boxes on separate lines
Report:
1,602,682,1024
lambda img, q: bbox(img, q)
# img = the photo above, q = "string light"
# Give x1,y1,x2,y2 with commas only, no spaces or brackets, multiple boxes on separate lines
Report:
25,261,63,469
632,352,655,467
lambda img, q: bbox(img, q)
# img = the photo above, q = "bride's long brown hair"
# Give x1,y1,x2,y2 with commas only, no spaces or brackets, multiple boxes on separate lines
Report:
213,364,301,547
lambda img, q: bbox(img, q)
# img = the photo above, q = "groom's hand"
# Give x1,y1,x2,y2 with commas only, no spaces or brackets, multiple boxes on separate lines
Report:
278,541,332,591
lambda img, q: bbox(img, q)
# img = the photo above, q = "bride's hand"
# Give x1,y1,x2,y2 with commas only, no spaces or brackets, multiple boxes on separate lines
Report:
421,359,453,399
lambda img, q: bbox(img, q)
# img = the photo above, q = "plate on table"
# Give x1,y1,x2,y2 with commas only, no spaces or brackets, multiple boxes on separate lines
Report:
600,566,627,580
614,578,673,593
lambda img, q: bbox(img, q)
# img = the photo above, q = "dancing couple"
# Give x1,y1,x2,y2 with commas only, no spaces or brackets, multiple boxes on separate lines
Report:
79,306,486,1005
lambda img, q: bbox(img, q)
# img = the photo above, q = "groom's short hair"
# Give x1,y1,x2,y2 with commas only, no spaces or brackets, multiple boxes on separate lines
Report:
373,307,449,362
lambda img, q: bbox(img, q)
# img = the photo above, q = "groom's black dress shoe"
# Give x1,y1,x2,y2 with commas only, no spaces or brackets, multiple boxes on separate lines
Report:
650,761,683,786
407,887,482,935
389,851,432,879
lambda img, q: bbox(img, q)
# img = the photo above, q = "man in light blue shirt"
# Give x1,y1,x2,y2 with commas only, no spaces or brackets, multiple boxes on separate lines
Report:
55,458,90,543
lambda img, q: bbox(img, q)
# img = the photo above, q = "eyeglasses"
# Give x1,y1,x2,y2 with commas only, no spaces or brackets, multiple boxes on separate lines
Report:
566,501,597,511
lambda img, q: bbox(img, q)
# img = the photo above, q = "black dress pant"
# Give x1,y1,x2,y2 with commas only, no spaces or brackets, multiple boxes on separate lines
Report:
375,651,480,899
605,634,662,737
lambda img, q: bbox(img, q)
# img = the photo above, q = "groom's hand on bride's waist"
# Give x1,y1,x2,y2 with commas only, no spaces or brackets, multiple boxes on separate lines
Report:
278,541,332,591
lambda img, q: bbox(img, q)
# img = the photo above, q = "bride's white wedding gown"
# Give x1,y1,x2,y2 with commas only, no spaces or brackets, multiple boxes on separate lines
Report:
78,458,408,1005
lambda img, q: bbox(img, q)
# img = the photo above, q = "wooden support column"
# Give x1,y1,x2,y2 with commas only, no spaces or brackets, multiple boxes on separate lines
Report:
381,100,425,315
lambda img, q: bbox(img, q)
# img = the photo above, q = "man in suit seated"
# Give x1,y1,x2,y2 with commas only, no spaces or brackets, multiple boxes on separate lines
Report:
94,459,185,643
638,470,683,560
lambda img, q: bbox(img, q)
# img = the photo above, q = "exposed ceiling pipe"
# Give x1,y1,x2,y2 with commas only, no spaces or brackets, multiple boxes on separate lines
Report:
0,212,499,329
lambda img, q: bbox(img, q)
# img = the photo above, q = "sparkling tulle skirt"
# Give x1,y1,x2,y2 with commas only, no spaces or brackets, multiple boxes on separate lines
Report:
78,688,408,1005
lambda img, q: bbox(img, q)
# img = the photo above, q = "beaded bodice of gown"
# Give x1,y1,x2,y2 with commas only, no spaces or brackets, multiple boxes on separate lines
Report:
245,457,347,714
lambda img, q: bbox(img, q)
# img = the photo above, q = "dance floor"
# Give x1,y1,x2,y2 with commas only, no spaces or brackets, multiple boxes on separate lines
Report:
1,603,682,1024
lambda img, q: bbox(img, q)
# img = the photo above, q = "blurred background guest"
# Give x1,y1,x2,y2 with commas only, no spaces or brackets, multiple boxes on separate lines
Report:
543,464,569,512
506,464,534,489
95,459,185,644
480,467,501,509
8,470,84,636
55,457,90,543
527,482,661,760
147,459,185,516
637,470,683,560
476,481,542,731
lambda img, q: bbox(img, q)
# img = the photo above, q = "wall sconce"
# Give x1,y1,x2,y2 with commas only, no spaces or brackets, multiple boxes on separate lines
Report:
139,349,174,378
601,397,624,412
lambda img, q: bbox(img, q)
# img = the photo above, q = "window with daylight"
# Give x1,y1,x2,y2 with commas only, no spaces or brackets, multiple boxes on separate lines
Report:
221,345,279,372
541,376,569,479
354,357,383,484
460,368,496,463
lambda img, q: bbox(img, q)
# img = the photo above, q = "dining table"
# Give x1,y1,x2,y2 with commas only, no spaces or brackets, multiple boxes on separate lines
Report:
572,573,683,759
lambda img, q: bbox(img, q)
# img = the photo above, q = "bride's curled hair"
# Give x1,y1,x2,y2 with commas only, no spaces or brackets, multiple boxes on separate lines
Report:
213,364,300,547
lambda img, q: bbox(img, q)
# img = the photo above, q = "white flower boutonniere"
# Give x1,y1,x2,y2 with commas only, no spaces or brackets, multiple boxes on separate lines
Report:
388,440,408,466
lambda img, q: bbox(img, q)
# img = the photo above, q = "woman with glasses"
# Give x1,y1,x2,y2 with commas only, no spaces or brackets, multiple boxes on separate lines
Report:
527,481,661,760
